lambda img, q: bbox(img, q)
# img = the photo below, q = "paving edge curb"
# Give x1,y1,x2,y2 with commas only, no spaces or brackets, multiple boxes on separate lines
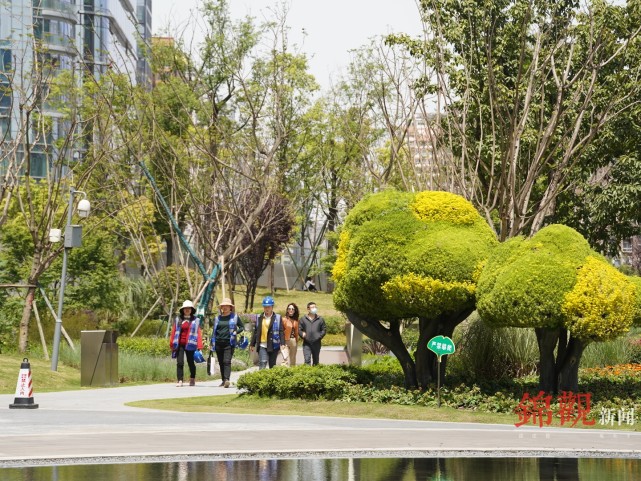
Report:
2,448,641,468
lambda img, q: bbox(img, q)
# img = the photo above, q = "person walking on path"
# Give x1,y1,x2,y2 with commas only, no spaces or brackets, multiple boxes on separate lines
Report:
281,303,300,367
210,298,245,388
170,300,203,387
250,296,284,369
299,302,326,366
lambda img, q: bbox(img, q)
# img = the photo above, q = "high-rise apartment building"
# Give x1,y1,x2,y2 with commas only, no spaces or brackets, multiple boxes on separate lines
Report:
136,0,152,88
0,0,151,177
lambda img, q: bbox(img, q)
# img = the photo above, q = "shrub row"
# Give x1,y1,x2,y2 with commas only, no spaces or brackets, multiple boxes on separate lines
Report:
117,336,169,357
236,364,371,400
237,358,641,420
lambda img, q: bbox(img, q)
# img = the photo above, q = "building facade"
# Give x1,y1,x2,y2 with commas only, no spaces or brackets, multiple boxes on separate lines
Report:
0,0,149,178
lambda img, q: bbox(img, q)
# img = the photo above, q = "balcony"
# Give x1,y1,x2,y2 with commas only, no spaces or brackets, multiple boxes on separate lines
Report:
37,34,76,55
33,0,78,21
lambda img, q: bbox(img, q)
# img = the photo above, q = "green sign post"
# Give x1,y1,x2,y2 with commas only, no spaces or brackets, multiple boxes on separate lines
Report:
427,335,456,407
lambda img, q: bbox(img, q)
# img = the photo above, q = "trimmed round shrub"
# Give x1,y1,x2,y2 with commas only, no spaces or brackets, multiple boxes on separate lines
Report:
333,190,497,320
477,224,636,343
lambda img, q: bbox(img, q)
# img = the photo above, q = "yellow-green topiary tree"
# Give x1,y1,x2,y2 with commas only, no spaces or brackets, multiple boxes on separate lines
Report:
476,224,636,393
333,190,497,389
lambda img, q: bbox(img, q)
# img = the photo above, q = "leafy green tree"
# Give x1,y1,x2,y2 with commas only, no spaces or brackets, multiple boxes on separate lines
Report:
0,182,122,351
476,224,636,393
553,106,641,254
388,0,641,240
333,190,497,389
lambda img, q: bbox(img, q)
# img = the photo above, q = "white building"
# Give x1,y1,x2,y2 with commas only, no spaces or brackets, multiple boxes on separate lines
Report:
0,0,149,178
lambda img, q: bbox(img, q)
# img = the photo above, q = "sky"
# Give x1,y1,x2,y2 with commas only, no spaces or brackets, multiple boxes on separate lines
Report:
151,0,424,90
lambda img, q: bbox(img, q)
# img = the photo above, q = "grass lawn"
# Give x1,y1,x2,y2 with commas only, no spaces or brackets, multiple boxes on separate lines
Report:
126,394,639,431
128,394,518,424
0,352,81,394
228,286,341,317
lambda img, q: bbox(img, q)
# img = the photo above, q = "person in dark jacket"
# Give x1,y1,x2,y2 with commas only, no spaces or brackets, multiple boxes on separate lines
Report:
299,302,326,366
210,297,245,388
169,300,203,387
250,296,285,369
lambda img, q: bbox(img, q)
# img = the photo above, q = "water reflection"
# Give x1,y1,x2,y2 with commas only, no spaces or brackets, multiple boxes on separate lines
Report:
2,457,640,480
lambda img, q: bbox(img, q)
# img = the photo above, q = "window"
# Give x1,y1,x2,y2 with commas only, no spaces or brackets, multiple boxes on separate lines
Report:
0,74,11,113
29,151,49,179
0,117,10,140
0,49,11,72
621,239,633,254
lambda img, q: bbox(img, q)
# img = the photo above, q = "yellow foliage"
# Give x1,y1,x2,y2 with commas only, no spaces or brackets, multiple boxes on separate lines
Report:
382,272,476,314
332,230,350,282
562,256,635,341
627,276,641,326
410,191,480,225
472,260,486,284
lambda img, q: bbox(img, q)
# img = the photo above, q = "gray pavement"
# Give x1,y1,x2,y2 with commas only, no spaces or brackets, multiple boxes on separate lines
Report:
0,346,640,467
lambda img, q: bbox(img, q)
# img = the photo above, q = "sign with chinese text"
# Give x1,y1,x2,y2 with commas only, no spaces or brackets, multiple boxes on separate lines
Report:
427,335,456,359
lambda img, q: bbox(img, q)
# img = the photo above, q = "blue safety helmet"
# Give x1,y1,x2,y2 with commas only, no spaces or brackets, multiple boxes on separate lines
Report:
262,296,275,307
193,350,206,364
237,335,249,350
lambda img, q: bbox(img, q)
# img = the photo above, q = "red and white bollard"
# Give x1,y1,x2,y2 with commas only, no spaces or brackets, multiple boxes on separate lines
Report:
9,358,39,409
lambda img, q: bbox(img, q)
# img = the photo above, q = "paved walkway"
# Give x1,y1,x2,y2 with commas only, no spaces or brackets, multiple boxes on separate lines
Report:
0,347,639,467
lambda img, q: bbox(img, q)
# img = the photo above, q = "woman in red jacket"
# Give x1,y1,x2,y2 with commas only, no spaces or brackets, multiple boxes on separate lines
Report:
169,300,203,386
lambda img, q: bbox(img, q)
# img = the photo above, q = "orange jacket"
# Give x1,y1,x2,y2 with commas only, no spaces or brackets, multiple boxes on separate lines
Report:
282,316,299,341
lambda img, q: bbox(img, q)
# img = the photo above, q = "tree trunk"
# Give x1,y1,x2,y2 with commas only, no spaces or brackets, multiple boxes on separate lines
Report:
557,336,585,393
18,286,36,353
415,318,438,387
535,327,560,394
165,234,174,267
269,260,275,295
345,310,417,389
415,310,471,389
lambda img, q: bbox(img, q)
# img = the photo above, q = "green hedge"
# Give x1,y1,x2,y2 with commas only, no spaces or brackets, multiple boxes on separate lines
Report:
118,336,169,357
237,359,641,419
323,315,345,335
237,364,374,400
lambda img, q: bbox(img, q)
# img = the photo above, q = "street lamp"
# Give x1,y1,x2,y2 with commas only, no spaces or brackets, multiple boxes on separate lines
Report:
50,187,90,371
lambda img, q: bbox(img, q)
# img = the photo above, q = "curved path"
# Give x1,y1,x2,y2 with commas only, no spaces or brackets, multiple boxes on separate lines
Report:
1,351,639,467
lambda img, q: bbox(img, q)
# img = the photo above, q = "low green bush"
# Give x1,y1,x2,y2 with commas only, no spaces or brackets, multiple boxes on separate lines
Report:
118,336,169,357
630,338,641,364
401,326,420,354
323,315,345,335
0,298,19,353
449,315,539,381
361,355,404,387
237,355,640,422
237,365,359,400
581,336,639,368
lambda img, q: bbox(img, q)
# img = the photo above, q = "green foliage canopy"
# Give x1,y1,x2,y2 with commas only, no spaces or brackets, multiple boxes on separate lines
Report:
333,190,497,320
477,224,636,342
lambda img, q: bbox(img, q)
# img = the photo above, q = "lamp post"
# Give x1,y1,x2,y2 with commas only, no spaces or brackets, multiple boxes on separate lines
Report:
50,187,90,371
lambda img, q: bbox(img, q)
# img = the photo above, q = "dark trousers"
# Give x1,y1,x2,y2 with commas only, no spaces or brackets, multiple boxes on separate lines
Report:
215,342,235,382
177,345,196,381
258,347,279,369
303,341,321,366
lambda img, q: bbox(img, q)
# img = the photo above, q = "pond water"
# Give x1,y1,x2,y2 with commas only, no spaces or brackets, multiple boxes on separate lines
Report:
2,457,640,481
